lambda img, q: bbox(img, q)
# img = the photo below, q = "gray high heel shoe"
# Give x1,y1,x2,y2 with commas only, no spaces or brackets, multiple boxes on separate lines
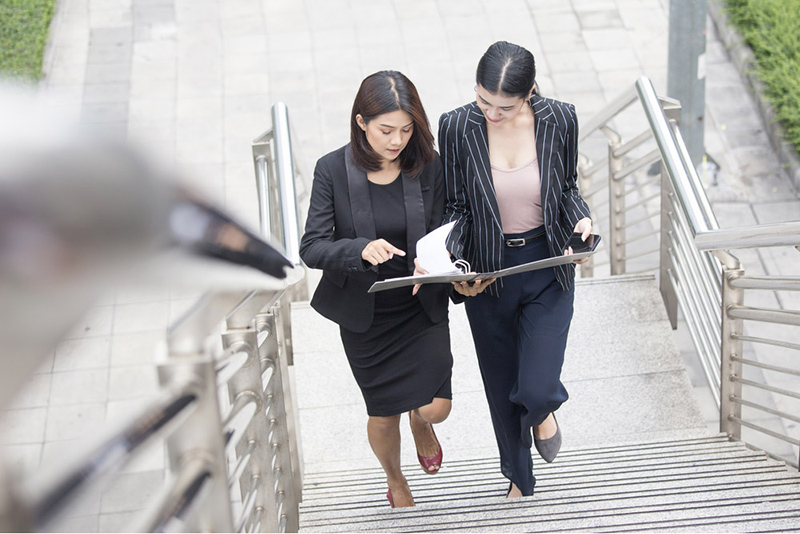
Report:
533,414,561,463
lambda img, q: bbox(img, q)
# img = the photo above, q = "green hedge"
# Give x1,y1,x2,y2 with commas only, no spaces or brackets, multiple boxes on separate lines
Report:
725,0,800,151
0,0,56,82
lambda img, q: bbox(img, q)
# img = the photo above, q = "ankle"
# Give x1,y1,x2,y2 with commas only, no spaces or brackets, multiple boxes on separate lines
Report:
507,483,523,498
534,413,557,440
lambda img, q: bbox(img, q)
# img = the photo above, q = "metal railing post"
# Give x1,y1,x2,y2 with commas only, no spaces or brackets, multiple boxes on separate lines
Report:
256,307,300,532
720,265,745,439
660,164,679,329
660,102,682,329
608,140,626,274
221,327,280,532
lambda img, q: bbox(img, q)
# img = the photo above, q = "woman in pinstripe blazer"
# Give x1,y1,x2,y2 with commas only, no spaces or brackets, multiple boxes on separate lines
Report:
439,41,592,497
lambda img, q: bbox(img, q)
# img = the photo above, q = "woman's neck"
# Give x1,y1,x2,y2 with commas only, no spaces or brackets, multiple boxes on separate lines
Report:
368,159,402,184
488,104,534,132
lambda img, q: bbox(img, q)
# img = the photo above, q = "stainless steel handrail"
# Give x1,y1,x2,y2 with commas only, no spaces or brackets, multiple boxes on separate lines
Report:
0,98,307,531
579,76,800,470
22,382,200,530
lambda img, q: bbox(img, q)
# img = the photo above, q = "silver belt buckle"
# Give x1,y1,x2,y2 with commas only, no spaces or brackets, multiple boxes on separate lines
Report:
505,238,526,247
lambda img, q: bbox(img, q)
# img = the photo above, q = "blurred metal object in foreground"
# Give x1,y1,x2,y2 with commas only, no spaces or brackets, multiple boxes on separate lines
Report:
0,88,305,532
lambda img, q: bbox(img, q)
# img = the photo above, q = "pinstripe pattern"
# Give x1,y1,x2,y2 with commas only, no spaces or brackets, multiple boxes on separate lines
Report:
439,95,591,297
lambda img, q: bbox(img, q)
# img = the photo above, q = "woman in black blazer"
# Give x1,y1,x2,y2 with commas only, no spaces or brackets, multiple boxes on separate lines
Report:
300,71,452,508
439,42,592,497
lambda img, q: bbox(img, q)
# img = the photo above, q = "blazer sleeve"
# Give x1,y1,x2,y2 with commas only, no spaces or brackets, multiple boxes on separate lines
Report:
560,103,591,228
299,155,372,273
429,154,445,231
438,111,472,260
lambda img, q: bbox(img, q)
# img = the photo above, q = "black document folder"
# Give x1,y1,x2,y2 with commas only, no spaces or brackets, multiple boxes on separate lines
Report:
368,249,596,293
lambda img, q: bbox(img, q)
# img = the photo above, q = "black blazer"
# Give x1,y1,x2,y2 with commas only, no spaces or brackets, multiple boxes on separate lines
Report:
438,95,591,297
299,144,450,333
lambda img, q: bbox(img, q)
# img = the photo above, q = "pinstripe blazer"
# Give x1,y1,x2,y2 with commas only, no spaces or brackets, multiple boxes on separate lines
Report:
438,95,591,297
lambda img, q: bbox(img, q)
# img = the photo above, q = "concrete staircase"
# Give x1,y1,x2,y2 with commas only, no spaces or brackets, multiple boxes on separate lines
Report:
290,274,800,532
299,435,800,532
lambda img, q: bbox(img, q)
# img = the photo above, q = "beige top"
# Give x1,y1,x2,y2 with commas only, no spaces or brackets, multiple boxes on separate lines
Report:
491,155,543,234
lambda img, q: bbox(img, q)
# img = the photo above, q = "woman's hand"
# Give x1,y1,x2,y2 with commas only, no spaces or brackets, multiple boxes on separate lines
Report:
573,217,593,240
362,239,405,266
565,217,593,265
452,277,495,297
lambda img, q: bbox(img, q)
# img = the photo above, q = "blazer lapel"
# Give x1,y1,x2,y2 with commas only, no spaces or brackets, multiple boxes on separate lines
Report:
401,171,426,273
345,145,376,241
532,96,563,234
464,105,503,233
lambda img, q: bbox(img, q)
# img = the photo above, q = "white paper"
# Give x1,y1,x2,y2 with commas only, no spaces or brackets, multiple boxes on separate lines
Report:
415,221,459,274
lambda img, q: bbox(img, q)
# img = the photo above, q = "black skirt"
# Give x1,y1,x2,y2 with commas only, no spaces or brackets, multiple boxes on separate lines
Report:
340,285,453,417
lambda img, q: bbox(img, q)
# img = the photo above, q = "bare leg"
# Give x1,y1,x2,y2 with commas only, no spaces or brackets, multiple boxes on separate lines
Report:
533,412,557,440
367,415,414,507
409,398,451,471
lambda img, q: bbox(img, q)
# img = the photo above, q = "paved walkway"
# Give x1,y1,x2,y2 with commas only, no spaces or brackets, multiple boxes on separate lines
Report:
1,0,799,530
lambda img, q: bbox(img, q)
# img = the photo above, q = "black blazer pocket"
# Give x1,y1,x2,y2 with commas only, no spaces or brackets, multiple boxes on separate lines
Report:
323,269,346,288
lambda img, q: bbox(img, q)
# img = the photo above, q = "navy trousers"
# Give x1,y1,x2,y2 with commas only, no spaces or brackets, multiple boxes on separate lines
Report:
465,230,573,496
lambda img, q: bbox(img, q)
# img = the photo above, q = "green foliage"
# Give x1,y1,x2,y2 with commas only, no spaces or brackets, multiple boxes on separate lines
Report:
725,0,800,151
0,0,56,82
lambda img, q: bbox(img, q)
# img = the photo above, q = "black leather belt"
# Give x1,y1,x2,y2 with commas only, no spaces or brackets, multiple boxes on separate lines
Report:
504,228,545,248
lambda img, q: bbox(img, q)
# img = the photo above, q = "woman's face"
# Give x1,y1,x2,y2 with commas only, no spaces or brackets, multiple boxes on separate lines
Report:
357,109,414,166
475,84,529,125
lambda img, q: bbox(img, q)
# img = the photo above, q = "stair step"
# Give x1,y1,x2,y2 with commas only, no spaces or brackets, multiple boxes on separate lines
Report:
299,435,800,532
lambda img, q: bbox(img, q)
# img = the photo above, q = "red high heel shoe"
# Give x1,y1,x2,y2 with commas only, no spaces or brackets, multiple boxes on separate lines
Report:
416,424,443,474
387,488,394,508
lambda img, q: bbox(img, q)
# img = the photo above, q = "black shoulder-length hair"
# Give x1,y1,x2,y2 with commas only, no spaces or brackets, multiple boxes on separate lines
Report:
476,41,537,98
349,70,435,178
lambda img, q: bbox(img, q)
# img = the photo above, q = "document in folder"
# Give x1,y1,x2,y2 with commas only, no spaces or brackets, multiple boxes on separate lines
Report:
368,224,600,293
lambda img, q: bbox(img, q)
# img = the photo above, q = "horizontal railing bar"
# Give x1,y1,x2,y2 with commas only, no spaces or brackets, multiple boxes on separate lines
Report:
729,416,800,447
599,124,621,144
731,356,800,378
136,456,214,533
624,190,660,212
613,149,662,181
227,290,282,331
673,272,721,375
670,222,723,332
216,345,251,387
235,477,260,533
29,382,200,528
732,377,800,401
732,334,800,353
730,275,800,291
584,177,611,198
612,129,653,158
228,439,257,489
727,305,800,327
623,174,660,197
581,157,610,179
695,221,800,251
669,199,723,304
623,229,659,245
730,397,800,425
580,84,638,140
669,267,722,403
223,395,259,455
623,211,659,229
